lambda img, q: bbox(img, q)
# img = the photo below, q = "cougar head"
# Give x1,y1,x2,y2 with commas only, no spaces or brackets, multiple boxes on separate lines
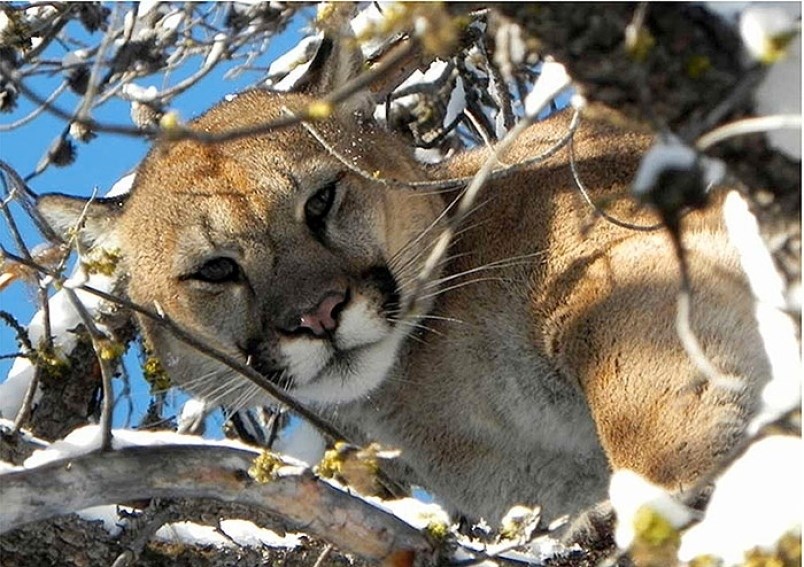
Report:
38,37,446,408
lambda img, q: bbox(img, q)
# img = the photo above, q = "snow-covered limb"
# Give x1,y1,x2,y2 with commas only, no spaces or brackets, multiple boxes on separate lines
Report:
678,436,803,564
723,191,802,433
1,433,433,562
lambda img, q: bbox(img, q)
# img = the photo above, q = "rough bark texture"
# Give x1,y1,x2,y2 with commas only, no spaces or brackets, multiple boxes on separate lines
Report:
1,514,371,567
0,445,433,562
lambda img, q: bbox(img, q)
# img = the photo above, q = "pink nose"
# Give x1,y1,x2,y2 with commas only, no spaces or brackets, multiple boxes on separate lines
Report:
297,292,347,337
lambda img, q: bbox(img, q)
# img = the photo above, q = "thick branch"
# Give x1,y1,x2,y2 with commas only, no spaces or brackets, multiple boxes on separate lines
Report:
0,444,433,562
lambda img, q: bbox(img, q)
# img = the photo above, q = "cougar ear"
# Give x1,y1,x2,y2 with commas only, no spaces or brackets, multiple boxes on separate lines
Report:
297,3,374,118
37,193,127,250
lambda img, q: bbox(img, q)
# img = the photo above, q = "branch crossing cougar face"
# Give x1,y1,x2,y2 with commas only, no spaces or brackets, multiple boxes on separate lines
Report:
38,49,770,524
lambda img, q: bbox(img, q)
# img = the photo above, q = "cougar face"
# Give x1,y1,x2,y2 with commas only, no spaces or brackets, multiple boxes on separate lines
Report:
43,90,443,406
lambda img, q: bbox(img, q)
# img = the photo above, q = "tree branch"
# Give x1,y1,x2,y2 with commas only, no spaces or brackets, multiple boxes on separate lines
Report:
0,444,433,562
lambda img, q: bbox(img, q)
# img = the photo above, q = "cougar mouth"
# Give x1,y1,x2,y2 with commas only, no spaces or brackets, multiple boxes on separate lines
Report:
239,265,407,404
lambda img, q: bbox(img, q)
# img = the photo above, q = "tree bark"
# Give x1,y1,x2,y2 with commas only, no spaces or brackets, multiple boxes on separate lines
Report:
1,445,433,563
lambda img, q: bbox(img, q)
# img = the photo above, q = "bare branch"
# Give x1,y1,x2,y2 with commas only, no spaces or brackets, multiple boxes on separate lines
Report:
0,444,434,562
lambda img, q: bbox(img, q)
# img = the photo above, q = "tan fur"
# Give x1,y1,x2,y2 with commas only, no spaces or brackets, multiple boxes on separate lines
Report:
38,89,768,524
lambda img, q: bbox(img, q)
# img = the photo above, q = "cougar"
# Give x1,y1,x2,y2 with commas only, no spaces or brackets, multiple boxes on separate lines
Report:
38,38,768,526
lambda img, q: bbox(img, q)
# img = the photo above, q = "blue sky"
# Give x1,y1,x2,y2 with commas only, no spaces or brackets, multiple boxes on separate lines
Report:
1,7,311,428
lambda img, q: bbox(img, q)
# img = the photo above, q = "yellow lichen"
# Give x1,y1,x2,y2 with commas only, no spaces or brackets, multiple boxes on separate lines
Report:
315,442,345,479
306,100,333,120
759,31,799,64
159,111,182,133
625,26,656,63
424,520,449,542
689,555,723,567
315,2,336,24
98,340,125,362
248,450,283,483
82,247,122,276
743,531,802,567
633,505,680,547
35,346,70,378
142,356,171,393
315,441,385,495
629,505,681,567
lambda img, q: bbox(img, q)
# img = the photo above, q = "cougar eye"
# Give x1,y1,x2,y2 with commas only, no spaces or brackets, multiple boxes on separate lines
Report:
304,179,338,231
190,257,241,284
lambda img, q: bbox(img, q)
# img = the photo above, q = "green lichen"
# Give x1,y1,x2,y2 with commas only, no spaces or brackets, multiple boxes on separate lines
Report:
686,55,712,79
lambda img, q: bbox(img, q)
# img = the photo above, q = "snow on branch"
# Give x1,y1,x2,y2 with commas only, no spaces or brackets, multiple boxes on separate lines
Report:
0,431,433,563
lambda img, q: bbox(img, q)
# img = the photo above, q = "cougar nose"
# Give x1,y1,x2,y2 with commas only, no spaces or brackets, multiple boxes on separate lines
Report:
284,291,348,337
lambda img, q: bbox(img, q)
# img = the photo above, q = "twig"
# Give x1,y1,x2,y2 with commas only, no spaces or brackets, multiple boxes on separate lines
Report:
670,232,740,392
312,543,334,567
568,123,664,233
0,39,418,146
75,3,121,125
0,173,52,435
296,105,581,194
111,499,178,567
695,114,803,152
0,160,60,242
62,287,116,451
0,81,68,132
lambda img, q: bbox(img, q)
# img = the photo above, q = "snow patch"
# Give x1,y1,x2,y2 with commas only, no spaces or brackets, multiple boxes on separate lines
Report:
740,4,801,62
632,137,725,198
76,505,133,536
204,33,227,68
23,425,263,469
678,436,803,564
155,521,233,547
723,191,802,433
524,61,571,118
274,418,326,467
0,461,22,473
265,35,320,91
609,469,693,550
367,496,450,531
444,76,466,128
121,83,159,102
219,519,302,548
177,398,207,434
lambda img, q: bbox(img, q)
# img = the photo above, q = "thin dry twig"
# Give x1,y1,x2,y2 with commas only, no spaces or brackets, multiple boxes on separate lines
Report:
695,114,803,152
568,122,664,233
61,287,116,451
